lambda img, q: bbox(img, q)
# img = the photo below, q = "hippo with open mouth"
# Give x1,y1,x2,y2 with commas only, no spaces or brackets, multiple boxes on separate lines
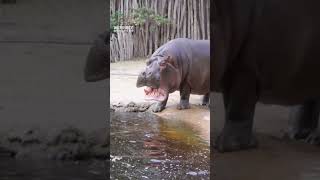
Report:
136,38,210,112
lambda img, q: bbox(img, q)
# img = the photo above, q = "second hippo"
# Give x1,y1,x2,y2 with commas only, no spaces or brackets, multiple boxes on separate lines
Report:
136,38,210,112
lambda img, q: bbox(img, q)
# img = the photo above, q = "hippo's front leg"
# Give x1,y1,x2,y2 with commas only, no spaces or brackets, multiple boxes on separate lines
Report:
215,70,258,152
177,83,191,110
152,97,169,112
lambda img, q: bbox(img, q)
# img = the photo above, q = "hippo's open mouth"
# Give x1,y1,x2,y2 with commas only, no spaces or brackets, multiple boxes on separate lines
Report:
143,87,168,102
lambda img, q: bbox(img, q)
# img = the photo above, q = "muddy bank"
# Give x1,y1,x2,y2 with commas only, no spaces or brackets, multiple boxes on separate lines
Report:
111,101,153,112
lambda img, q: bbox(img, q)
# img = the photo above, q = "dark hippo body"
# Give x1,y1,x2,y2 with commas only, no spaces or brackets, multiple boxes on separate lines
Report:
213,0,320,152
137,38,210,112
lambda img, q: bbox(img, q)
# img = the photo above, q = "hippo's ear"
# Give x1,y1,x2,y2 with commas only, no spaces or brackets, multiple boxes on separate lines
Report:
159,56,177,69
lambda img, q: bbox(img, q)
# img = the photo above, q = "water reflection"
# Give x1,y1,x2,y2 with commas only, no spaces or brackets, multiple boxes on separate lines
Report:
110,112,210,179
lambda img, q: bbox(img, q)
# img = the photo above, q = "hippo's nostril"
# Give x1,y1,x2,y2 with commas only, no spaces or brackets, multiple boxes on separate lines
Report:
147,72,152,76
142,71,146,76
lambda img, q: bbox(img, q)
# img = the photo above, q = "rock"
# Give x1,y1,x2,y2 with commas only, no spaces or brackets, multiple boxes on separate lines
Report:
7,129,42,146
198,170,209,175
21,130,41,145
48,127,86,146
7,135,22,143
0,146,16,157
126,102,136,107
47,143,91,160
186,171,198,176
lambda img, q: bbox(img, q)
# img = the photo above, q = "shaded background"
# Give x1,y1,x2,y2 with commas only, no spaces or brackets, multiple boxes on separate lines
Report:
0,0,108,136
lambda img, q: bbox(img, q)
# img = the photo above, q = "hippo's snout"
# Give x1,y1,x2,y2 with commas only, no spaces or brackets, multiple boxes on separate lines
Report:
136,71,146,88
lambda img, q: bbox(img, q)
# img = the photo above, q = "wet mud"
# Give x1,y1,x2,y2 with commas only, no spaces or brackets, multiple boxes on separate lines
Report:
110,111,210,179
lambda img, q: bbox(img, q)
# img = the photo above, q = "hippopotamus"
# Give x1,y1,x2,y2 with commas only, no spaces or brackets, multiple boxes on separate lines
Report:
136,38,210,112
213,0,320,152
84,31,109,82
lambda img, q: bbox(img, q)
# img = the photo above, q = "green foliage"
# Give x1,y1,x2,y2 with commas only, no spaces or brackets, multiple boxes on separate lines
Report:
110,11,124,32
131,7,169,26
110,7,169,33
153,14,170,25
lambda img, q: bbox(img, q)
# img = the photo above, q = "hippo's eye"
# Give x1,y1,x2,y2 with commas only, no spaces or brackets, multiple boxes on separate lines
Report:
146,60,152,66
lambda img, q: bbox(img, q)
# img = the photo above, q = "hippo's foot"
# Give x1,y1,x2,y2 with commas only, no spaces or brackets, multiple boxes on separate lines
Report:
201,101,210,108
151,103,165,113
214,121,257,152
215,132,258,152
305,131,320,145
201,93,210,107
201,100,210,107
177,99,190,110
285,128,311,140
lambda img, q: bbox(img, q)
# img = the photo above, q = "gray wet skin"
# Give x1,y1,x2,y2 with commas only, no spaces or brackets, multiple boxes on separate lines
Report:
213,0,320,152
84,31,109,82
136,38,210,112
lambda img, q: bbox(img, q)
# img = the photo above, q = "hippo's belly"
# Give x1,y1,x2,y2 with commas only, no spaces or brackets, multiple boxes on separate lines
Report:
188,77,210,95
257,69,320,105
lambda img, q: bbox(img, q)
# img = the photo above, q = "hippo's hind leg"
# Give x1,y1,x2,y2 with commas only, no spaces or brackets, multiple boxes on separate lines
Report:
215,69,258,152
202,93,210,106
177,83,191,110
287,100,319,140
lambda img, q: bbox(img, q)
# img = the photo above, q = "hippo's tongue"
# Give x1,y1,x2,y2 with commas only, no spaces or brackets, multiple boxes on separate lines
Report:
144,87,167,102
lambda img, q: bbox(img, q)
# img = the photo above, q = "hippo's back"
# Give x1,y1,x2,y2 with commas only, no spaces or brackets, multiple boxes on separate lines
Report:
167,38,210,94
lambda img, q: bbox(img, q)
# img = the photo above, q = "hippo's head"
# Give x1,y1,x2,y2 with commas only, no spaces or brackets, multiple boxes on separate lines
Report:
136,55,181,102
84,31,109,82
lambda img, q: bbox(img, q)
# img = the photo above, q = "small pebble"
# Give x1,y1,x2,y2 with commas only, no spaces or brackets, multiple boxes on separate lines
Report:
150,159,162,163
186,171,197,176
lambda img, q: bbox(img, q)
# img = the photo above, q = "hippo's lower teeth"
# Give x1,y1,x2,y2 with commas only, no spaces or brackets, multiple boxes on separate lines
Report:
143,86,168,102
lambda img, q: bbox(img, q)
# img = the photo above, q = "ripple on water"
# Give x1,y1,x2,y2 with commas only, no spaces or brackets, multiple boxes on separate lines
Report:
110,112,210,179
